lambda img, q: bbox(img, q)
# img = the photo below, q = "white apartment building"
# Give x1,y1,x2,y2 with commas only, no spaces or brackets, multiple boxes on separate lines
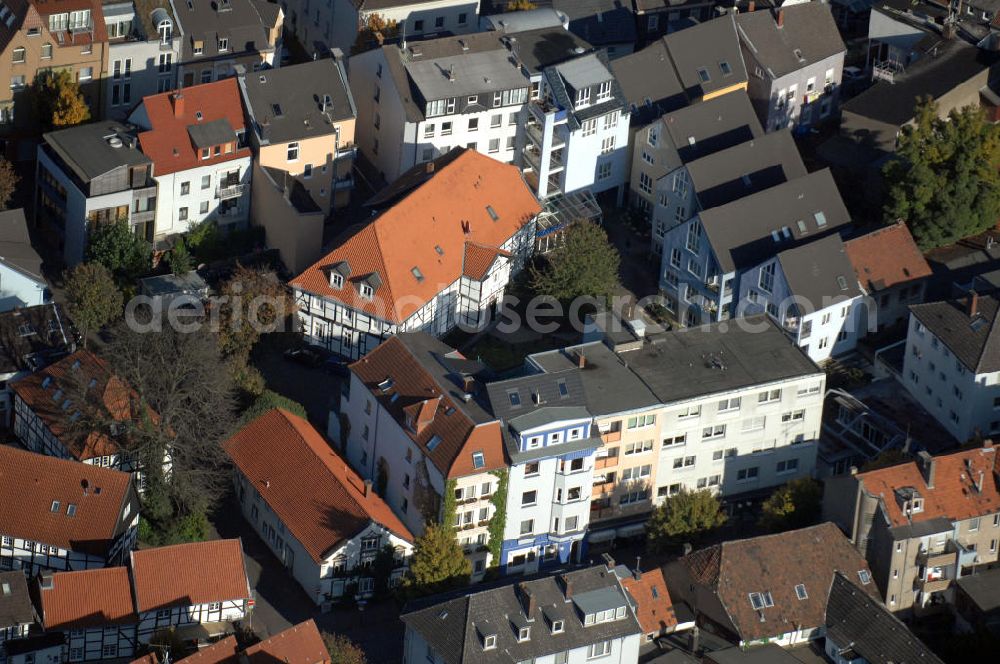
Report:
225,408,414,608
902,293,1000,443
103,2,182,120
129,80,252,239
288,0,479,55
338,332,508,579
401,565,643,664
291,149,538,360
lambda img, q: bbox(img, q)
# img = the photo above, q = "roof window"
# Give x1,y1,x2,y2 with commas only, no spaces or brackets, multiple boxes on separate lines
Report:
858,570,872,585
517,626,530,642
483,634,496,650
472,451,485,469
427,435,443,451
486,205,499,221
50,500,60,512
814,211,827,227
411,267,424,282
508,390,521,407
837,276,848,291
377,378,394,393
66,504,77,517
719,61,732,75
697,67,711,83
795,584,807,600
271,103,283,117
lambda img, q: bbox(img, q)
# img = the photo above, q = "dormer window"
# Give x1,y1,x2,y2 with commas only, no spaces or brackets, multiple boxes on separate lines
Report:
472,451,485,469
483,634,496,650
330,272,344,289
359,283,373,299
218,37,228,52
517,626,530,642
158,19,173,44
576,87,591,107
551,619,564,634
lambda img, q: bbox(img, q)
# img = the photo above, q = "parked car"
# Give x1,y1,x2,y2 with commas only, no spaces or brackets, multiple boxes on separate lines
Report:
325,357,350,377
284,347,324,368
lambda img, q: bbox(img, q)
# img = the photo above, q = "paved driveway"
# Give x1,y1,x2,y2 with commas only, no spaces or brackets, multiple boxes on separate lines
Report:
252,333,344,428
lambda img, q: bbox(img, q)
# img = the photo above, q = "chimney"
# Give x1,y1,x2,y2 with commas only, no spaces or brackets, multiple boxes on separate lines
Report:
748,0,755,11
777,9,784,27
518,583,536,617
560,574,574,600
364,479,373,497
462,374,476,393
976,470,985,493
426,161,435,174
81,478,89,495
985,439,994,449
633,556,641,581
969,290,980,317
917,450,936,489
575,350,586,369
171,92,185,118
689,625,700,653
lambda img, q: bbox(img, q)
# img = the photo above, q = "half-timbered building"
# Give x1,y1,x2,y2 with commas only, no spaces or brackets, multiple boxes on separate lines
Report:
0,446,139,575
225,409,414,611
290,148,540,360
0,572,34,664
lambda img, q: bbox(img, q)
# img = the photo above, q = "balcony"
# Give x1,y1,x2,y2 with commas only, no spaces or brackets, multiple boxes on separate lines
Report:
217,183,247,200
601,430,622,444
527,98,568,125
334,174,355,190
522,145,542,173
595,455,618,470
130,209,155,224
918,577,951,593
335,143,357,160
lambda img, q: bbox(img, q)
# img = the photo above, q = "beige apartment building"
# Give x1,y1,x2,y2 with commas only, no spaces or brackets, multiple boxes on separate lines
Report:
240,57,357,274
0,0,109,135
824,443,1000,616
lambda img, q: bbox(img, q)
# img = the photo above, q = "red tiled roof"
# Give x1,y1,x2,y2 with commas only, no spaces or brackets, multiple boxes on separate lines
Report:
349,335,507,479
857,444,1000,528
620,568,677,636
40,567,137,630
463,243,511,281
130,539,250,612
0,445,133,554
290,149,539,324
176,636,239,664
223,409,414,563
136,79,250,177
844,222,931,292
10,349,157,461
130,654,159,664
243,620,329,664
675,523,878,642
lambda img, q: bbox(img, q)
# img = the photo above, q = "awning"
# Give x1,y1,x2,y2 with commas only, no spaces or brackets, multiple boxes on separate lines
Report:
587,529,617,544
616,523,646,538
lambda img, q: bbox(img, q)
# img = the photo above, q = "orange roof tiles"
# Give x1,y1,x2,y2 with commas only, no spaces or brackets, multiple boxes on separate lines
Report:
130,654,159,664
223,409,414,563
243,620,329,664
40,567,136,630
620,568,677,636
463,243,511,281
349,335,507,479
0,445,134,554
10,349,157,461
857,444,1000,528
844,222,931,292
290,149,540,324
175,636,239,664
130,539,251,612
136,79,250,177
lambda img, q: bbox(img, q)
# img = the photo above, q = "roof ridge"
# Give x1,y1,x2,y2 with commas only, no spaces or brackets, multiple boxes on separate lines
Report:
976,300,1000,372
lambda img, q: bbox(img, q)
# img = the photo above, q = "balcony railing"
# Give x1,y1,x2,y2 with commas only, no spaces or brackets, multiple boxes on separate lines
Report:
917,577,951,593
130,209,155,224
335,143,357,160
217,183,246,200
334,174,355,190
601,430,621,444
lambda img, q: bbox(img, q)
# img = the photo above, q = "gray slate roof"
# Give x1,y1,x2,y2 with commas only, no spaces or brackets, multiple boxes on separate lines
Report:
619,315,821,404
400,565,642,664
705,644,805,664
663,13,748,99
176,0,277,61
0,209,45,282
956,566,1000,612
527,341,660,416
43,122,150,184
508,27,595,75
187,118,236,149
242,58,355,145
909,294,1000,374
736,4,845,78
776,233,862,308
685,129,806,210
553,0,637,48
661,91,763,163
0,571,34,628
397,332,495,425
555,52,612,89
698,168,851,273
826,572,944,664
609,40,686,122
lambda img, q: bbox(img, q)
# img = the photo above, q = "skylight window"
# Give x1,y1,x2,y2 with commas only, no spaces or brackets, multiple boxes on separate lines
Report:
837,276,848,291
411,266,424,282
749,592,764,610
814,211,827,227
195,111,203,121
427,435,443,451
795,584,807,600
557,381,569,397
271,103,283,117
486,205,499,221
472,451,485,469
483,634,496,650
697,67,711,83
517,626,530,642
762,591,774,607
797,220,807,233
858,570,872,585
66,504,77,517
719,61,732,75
378,378,394,393
51,500,61,512
435,245,444,255
508,391,521,407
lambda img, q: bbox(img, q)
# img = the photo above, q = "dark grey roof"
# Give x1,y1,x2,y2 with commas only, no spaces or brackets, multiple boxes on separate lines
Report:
553,0,637,48
396,332,495,424
685,130,806,210
176,0,277,61
698,169,851,273
609,40,686,123
663,13,748,99
187,118,236,149
705,644,805,664
735,4,845,77
544,49,626,130
909,294,1000,374
956,566,1000,612
841,38,996,127
0,571,33,628
776,233,862,307
408,48,527,101
486,370,589,424
661,91,764,163
401,565,642,664
618,315,821,404
826,572,944,664
507,27,595,74
0,304,74,375
887,516,954,541
259,166,323,214
553,52,612,89
483,8,567,34
0,209,45,282
527,341,660,416
43,122,150,184
242,58,355,145
648,650,700,664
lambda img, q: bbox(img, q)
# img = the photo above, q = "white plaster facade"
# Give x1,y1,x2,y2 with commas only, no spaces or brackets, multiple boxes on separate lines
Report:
150,158,251,238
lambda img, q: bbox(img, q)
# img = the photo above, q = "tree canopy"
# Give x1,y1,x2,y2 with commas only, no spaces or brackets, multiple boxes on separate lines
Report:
647,488,727,554
403,522,471,598
33,69,91,129
352,13,398,55
322,633,367,664
64,262,123,346
529,221,621,304
0,156,19,210
883,97,1000,250
758,478,823,533
167,238,193,276
86,219,151,284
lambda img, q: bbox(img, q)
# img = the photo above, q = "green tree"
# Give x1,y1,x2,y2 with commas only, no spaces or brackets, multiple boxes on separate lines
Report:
530,222,621,304
64,262,123,347
506,0,537,10
758,478,823,533
86,219,151,284
861,448,910,472
883,97,1000,249
241,391,308,424
0,156,19,209
352,13,398,55
404,522,471,597
32,69,91,129
646,488,727,554
322,632,366,664
167,238,193,276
